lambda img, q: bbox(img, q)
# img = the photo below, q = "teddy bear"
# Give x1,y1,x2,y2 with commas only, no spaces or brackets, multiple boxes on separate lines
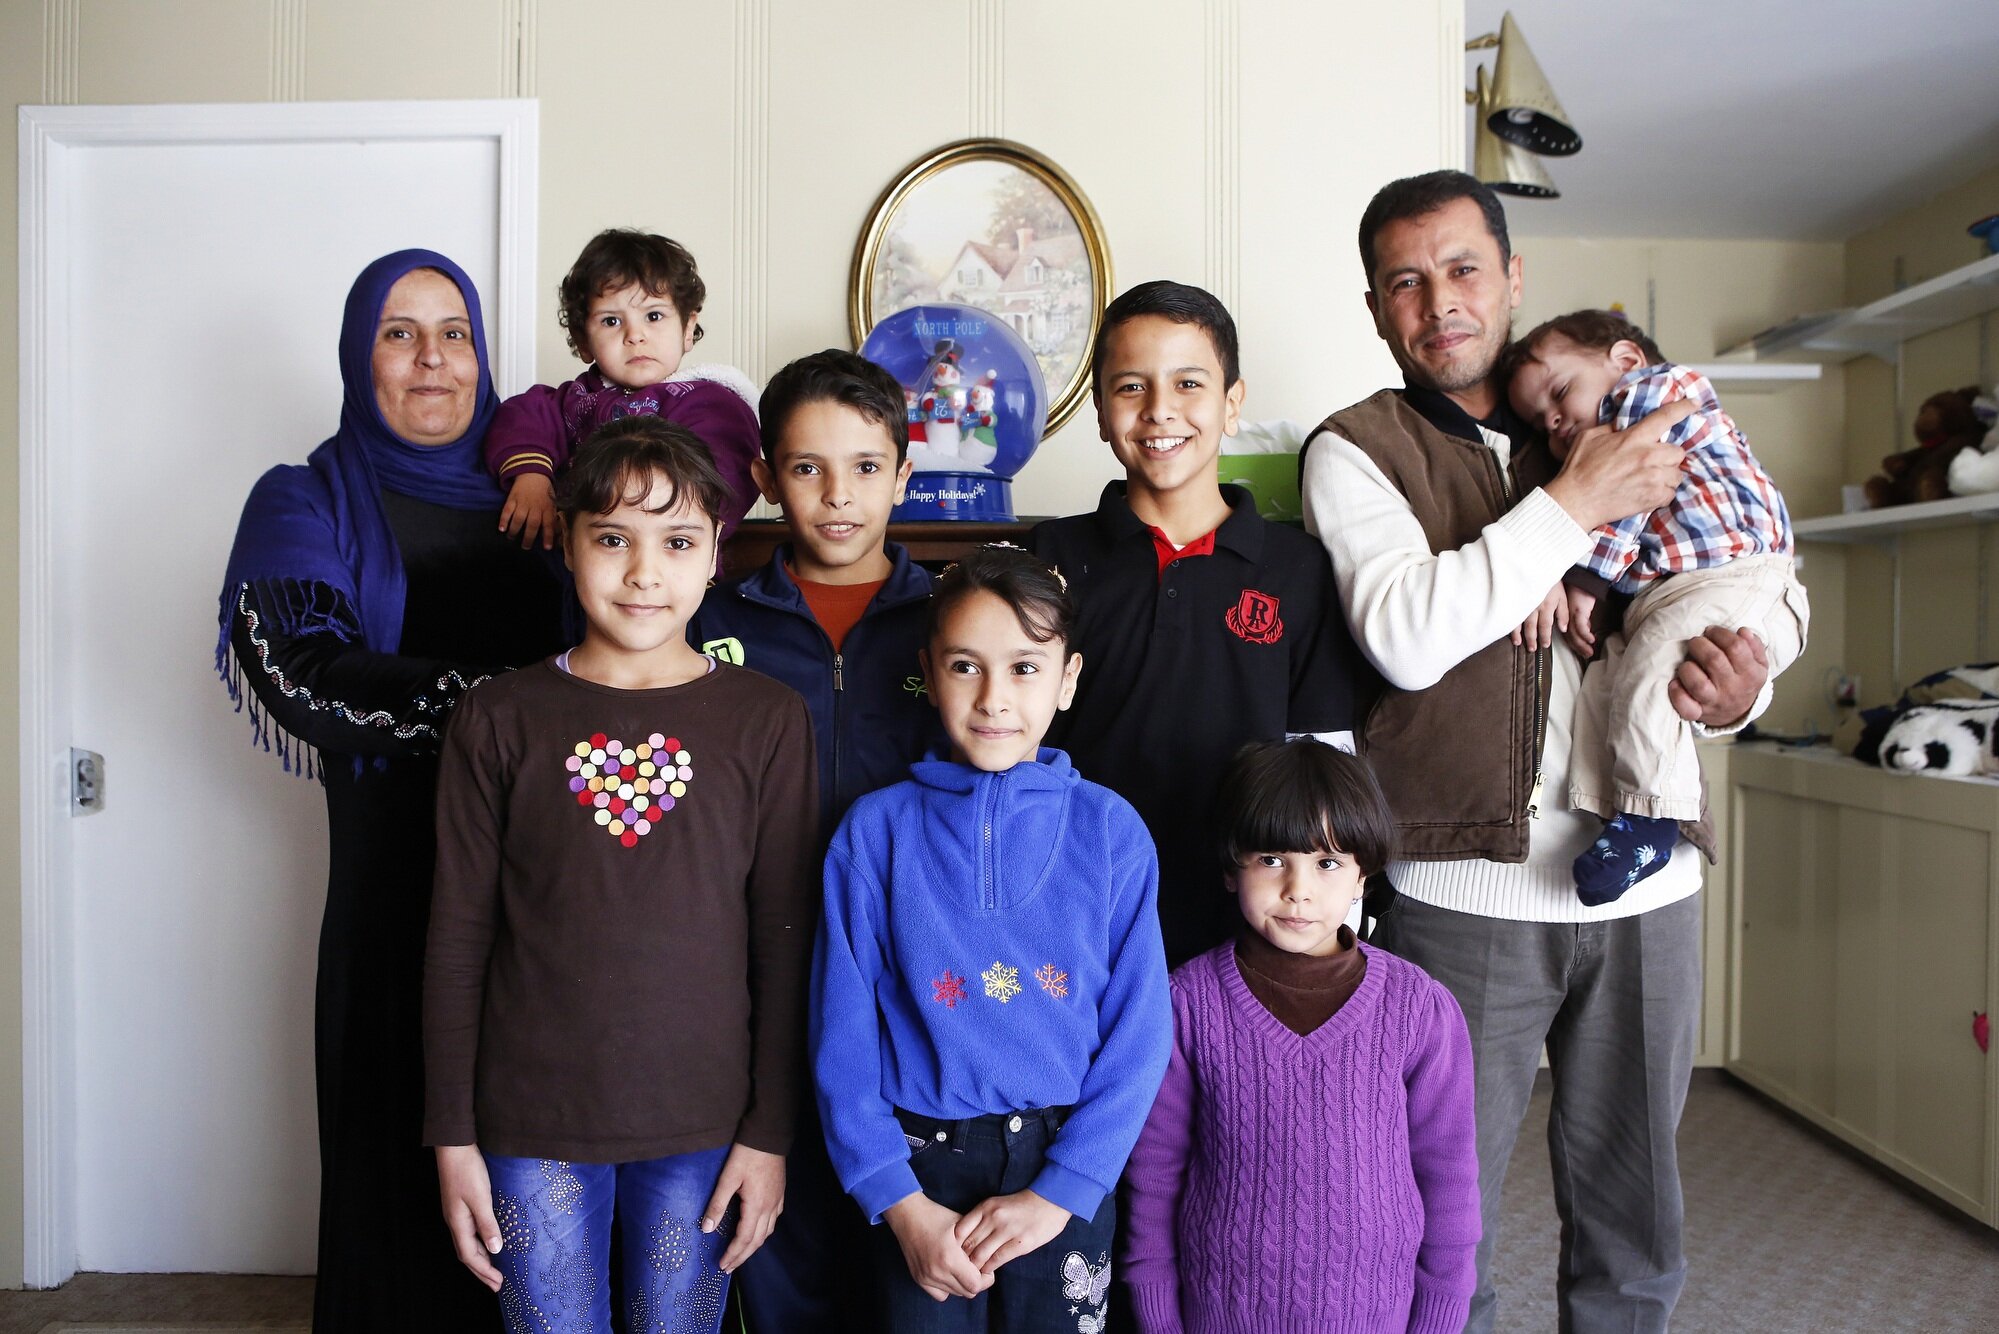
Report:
1944,387,1999,495
1864,385,1986,507
1878,700,1999,776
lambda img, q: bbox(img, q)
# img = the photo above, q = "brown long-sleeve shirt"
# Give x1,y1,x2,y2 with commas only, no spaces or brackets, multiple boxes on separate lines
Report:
422,660,818,1162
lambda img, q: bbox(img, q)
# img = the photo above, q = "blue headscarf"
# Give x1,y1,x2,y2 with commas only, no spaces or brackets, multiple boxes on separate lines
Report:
215,250,505,761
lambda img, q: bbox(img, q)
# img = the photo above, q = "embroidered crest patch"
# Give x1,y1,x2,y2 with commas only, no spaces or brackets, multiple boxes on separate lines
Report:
565,731,693,848
1225,589,1284,644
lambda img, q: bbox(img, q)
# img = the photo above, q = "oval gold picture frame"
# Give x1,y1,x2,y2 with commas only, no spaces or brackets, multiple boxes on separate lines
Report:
850,138,1111,435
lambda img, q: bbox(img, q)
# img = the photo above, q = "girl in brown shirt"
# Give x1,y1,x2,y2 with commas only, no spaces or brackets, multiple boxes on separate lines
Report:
423,418,819,1333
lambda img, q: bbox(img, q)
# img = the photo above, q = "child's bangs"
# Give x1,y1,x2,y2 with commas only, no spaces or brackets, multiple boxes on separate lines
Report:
558,418,729,527
613,464,689,517
597,267,674,307
1008,599,1065,645
1217,740,1396,875
1223,783,1349,864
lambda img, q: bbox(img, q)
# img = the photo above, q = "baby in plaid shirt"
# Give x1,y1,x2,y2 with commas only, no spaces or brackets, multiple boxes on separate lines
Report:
1502,309,1809,905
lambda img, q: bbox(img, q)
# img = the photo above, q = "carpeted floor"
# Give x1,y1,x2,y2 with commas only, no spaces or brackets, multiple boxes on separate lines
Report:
0,1271,309,1334
5,1072,1996,1331
1494,1070,1999,1332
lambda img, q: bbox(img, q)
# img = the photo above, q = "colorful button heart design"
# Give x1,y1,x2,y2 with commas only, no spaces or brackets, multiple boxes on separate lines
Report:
565,731,692,848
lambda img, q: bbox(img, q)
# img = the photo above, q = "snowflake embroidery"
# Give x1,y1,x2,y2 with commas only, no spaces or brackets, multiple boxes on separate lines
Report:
983,961,1022,1003
932,970,968,1009
1035,964,1069,999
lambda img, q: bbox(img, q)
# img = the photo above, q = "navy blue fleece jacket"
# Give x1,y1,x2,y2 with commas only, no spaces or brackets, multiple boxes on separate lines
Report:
689,541,943,836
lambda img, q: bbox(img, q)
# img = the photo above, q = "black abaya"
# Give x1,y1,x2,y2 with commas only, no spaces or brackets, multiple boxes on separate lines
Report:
232,492,564,1331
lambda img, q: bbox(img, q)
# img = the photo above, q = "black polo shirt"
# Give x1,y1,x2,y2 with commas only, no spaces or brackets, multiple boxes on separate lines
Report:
1030,482,1373,965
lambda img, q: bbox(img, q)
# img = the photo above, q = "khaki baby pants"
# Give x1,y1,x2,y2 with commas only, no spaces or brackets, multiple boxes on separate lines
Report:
1570,553,1809,821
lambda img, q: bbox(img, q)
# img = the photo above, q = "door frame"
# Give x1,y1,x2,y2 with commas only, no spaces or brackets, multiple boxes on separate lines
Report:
16,97,538,1288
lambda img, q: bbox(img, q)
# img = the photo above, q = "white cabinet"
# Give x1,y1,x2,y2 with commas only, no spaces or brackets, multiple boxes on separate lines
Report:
1727,745,1996,1225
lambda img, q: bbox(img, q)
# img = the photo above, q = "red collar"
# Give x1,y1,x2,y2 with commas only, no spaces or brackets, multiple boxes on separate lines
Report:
1147,524,1217,578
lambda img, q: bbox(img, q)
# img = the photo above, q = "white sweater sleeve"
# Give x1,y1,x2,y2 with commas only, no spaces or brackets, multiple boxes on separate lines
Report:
1302,429,1592,691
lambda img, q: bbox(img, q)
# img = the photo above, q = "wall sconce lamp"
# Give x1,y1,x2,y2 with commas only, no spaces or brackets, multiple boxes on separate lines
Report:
1466,11,1579,198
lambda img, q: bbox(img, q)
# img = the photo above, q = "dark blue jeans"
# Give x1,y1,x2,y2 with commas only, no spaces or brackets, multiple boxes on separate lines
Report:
874,1107,1115,1334
483,1146,731,1334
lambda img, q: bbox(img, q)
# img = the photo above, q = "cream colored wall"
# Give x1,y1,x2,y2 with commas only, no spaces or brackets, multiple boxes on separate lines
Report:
1836,165,1999,710
1512,235,1848,735
528,0,1452,518
1,0,1457,1286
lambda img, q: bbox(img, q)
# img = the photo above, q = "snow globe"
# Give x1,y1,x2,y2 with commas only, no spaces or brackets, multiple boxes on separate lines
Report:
860,302,1047,521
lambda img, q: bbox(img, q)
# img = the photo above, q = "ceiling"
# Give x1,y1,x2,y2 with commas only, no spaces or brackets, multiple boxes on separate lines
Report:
1463,1,1999,240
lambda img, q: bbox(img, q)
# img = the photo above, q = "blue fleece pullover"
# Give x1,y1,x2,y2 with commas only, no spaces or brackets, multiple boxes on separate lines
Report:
689,541,944,836
813,748,1172,1223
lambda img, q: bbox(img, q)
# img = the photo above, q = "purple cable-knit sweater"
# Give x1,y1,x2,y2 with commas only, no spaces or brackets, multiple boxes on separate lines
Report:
1122,940,1480,1334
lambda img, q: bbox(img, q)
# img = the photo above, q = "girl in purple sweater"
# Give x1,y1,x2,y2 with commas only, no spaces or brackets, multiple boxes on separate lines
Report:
1122,740,1480,1333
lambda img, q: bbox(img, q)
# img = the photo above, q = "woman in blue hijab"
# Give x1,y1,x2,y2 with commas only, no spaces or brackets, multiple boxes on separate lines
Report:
219,251,565,1329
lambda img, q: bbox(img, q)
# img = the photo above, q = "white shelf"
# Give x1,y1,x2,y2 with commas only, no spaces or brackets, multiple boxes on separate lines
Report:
1689,362,1824,393
1793,491,1999,543
1718,251,1999,365
1737,740,1999,786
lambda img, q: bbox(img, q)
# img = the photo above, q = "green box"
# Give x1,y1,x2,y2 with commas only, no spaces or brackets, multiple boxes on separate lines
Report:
1218,452,1302,523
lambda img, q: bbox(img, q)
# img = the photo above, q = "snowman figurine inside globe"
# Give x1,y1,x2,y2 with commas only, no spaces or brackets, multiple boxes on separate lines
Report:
861,303,1048,521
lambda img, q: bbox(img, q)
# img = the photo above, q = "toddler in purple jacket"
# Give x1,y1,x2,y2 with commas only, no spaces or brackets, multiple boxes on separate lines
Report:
1122,739,1480,1333
485,228,761,548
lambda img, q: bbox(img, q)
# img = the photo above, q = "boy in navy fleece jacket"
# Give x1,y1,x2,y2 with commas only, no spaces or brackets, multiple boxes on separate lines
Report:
690,349,946,838
688,350,944,1332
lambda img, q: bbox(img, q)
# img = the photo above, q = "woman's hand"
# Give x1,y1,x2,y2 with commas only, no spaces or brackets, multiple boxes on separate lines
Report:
435,1144,504,1292
700,1142,786,1274
499,473,559,549
954,1189,1073,1275
885,1193,993,1301
1512,585,1569,651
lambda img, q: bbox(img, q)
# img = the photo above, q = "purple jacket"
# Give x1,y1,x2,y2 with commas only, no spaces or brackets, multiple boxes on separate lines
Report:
1122,941,1480,1333
484,365,761,537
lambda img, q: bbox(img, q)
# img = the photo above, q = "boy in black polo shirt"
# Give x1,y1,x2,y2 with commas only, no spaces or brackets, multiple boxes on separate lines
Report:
1031,281,1370,965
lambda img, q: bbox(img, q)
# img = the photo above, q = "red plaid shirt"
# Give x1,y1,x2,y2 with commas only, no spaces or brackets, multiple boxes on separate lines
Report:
1582,364,1793,592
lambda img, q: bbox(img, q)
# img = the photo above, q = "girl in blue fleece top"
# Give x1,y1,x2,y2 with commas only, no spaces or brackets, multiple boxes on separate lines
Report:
813,544,1172,1332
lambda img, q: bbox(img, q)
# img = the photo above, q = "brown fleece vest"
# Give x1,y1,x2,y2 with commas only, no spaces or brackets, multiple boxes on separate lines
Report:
1318,390,1715,864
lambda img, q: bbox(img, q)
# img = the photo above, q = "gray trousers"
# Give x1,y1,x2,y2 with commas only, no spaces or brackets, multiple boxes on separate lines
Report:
1373,890,1701,1334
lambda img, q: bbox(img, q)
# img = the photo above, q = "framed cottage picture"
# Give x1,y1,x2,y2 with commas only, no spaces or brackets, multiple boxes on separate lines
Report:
850,138,1111,434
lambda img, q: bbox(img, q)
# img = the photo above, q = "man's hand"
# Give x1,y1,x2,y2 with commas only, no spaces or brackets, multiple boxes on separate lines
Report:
1563,584,1600,659
1513,585,1569,651
953,1189,1073,1275
435,1144,504,1293
699,1142,785,1274
1544,399,1697,532
884,1193,993,1301
499,473,559,549
1670,626,1769,727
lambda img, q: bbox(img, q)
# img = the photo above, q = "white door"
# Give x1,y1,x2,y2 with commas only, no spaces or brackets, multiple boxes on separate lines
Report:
19,101,536,1282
